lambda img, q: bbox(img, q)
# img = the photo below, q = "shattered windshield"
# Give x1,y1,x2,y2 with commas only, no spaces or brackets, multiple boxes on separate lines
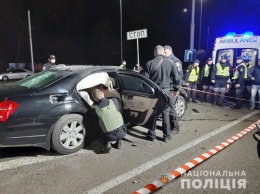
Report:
16,70,71,89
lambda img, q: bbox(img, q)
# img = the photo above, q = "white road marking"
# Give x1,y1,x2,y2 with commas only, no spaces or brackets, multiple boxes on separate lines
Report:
0,150,89,172
85,111,258,194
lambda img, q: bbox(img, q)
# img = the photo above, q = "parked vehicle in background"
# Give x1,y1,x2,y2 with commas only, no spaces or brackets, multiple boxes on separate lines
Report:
0,69,34,81
212,32,260,67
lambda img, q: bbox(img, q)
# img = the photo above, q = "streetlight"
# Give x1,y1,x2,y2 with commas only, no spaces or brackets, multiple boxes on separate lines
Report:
120,0,123,62
199,0,203,49
190,0,195,49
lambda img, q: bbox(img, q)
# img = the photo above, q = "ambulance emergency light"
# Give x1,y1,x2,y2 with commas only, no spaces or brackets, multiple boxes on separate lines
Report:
224,31,254,38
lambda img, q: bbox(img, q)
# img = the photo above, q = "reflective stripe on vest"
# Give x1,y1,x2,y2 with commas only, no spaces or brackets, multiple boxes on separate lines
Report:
92,99,124,133
204,64,209,77
188,66,200,82
232,63,247,79
216,63,230,76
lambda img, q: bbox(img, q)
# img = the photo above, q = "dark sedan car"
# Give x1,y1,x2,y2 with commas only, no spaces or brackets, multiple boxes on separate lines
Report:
0,65,177,154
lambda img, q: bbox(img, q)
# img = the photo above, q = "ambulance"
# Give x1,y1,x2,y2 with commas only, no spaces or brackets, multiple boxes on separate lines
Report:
212,32,260,67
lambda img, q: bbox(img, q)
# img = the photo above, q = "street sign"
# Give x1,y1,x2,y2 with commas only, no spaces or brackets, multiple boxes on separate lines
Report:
184,49,196,62
127,29,147,40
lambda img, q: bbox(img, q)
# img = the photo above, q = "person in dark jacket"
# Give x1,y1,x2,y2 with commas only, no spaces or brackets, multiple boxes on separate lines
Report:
250,59,260,110
211,55,232,107
164,45,183,78
42,54,56,71
143,45,180,142
185,59,200,103
244,58,254,100
200,58,214,103
164,45,182,134
92,89,126,153
232,56,246,109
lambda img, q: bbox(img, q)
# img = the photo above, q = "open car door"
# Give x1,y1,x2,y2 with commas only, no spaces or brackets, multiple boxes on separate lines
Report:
118,72,169,126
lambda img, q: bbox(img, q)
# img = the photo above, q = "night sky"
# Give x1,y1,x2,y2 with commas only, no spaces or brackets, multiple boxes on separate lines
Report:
0,0,260,71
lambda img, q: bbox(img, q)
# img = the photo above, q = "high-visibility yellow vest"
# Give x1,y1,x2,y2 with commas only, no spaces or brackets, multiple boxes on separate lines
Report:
204,64,210,77
92,99,124,133
232,63,247,79
188,66,200,82
215,63,230,76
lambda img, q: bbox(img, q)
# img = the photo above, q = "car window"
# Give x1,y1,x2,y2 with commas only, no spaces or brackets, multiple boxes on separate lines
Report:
16,70,71,89
119,74,154,95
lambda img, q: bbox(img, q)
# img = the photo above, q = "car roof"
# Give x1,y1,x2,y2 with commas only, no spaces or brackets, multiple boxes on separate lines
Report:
50,64,120,73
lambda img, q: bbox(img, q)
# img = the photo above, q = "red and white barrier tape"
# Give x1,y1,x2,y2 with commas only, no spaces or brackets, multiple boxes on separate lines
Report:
132,121,259,194
183,87,253,103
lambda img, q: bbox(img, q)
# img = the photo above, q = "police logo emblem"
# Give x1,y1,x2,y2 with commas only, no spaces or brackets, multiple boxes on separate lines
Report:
161,175,169,184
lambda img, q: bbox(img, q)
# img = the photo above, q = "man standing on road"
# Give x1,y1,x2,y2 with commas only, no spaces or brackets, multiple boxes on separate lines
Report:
164,45,182,134
244,59,254,100
143,45,180,142
200,58,214,103
250,58,260,110
91,89,126,153
211,56,231,107
185,59,200,103
42,54,57,71
232,56,247,109
119,60,127,69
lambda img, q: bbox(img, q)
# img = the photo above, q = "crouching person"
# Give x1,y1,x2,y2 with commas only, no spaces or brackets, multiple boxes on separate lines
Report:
92,89,126,153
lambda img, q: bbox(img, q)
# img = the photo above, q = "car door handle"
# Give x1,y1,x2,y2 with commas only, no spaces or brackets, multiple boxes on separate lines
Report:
125,95,133,100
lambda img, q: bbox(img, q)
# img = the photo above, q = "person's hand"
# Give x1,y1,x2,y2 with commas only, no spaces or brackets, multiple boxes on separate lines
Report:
172,91,178,97
211,80,215,83
235,84,240,88
186,82,189,86
252,77,255,80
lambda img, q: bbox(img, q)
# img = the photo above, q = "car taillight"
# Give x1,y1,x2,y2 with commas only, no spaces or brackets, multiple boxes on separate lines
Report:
0,100,19,122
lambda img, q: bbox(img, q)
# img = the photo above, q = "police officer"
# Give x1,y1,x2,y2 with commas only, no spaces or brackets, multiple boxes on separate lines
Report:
185,59,200,103
164,45,183,78
42,54,56,71
200,58,214,103
244,59,254,100
211,56,231,107
143,45,180,142
119,60,127,69
164,45,182,134
232,56,247,109
92,89,126,153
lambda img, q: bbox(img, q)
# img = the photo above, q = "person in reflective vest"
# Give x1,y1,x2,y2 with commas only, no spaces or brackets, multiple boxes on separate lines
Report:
211,55,232,107
92,89,126,153
232,56,247,109
185,59,200,103
243,59,254,100
119,60,127,69
200,58,214,103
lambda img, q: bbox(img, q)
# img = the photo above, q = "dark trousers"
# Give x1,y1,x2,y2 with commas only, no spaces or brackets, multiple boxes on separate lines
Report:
169,93,180,131
236,85,245,108
213,79,228,104
101,126,126,146
187,82,197,101
147,88,171,139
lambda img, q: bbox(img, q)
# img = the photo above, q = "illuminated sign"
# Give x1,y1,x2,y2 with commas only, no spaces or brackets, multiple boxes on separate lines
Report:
219,37,257,44
127,29,147,40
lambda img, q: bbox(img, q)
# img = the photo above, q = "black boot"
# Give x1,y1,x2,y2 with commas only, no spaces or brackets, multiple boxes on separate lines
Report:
112,140,122,149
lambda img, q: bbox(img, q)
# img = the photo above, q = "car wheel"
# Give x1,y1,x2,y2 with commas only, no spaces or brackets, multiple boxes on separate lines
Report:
2,76,8,81
175,95,186,119
51,114,86,155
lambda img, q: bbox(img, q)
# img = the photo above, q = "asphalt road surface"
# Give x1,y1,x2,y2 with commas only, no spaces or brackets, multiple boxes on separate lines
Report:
0,81,260,194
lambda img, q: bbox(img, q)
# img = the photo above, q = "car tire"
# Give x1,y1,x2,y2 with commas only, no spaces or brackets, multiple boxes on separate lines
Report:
51,114,86,155
2,76,8,81
175,95,186,119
